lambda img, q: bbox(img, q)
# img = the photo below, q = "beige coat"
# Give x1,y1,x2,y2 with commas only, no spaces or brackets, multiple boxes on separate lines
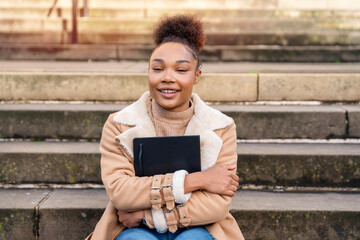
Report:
86,92,244,240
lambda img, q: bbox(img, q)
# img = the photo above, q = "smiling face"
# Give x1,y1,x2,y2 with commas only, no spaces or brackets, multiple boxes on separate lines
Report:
148,42,201,112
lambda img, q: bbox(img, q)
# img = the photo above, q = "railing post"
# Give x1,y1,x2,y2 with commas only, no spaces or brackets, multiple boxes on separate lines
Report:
83,0,88,17
72,0,78,44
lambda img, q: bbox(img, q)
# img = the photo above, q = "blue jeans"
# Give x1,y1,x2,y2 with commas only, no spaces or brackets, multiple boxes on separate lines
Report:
116,226,214,240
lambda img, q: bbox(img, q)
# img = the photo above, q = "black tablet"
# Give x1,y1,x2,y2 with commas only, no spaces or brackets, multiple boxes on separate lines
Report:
133,135,201,177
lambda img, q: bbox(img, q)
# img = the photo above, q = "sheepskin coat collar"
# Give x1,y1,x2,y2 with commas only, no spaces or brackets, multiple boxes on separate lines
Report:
113,91,233,171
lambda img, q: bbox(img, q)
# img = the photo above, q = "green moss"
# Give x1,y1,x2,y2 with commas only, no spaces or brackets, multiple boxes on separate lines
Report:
0,222,4,239
70,177,76,184
31,138,45,142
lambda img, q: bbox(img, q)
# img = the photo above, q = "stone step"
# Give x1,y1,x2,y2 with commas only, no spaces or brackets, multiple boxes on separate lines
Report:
2,31,360,46
237,142,360,187
0,0,72,8
0,32,70,45
11,18,354,32
3,6,360,21
1,0,360,10
116,8,360,19
77,19,360,32
0,188,358,239
0,18,68,32
1,104,359,139
2,60,360,73
0,7,59,18
0,7,143,20
82,0,360,10
2,44,360,62
1,72,360,102
4,8,360,20
1,141,359,187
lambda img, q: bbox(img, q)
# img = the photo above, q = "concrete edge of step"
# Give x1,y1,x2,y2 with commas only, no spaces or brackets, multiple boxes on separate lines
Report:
1,139,360,154
0,102,360,110
2,183,360,192
1,188,359,211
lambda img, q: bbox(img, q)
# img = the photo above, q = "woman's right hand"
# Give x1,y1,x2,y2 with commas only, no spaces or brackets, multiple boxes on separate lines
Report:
117,210,144,228
184,164,239,196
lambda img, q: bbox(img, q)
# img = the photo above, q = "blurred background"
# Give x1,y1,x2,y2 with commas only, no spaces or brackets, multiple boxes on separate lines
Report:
0,0,360,62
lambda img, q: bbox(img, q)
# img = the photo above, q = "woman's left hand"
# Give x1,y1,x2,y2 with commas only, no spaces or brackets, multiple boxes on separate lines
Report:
117,210,145,228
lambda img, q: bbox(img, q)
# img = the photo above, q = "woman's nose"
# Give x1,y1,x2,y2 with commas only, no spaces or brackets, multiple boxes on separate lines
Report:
162,70,175,83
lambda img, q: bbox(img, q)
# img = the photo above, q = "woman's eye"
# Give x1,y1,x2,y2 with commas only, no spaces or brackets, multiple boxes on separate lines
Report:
152,68,163,71
177,69,188,72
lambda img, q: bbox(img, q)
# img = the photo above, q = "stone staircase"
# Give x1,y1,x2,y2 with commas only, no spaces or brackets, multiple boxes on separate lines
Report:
0,61,360,239
1,0,360,61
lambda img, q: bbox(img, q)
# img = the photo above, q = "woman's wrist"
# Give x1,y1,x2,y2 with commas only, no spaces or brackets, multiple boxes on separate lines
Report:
184,171,204,193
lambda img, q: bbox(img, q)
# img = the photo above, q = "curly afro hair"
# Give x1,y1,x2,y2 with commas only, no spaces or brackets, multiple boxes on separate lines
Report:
153,14,206,53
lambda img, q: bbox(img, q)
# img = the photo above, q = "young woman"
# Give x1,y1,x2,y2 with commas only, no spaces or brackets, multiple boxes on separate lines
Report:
86,15,244,240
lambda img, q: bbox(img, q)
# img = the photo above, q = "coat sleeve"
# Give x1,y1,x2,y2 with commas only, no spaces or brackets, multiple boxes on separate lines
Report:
100,113,164,212
182,121,238,226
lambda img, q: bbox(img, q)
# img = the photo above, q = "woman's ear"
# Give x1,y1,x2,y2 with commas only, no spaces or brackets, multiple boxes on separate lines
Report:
194,70,202,85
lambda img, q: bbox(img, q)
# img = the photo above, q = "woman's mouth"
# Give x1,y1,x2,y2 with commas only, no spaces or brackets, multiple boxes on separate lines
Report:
158,89,179,97
160,89,179,93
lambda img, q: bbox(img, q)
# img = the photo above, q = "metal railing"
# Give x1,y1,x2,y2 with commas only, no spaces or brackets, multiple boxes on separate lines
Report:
48,0,88,44
72,0,88,44
72,0,78,44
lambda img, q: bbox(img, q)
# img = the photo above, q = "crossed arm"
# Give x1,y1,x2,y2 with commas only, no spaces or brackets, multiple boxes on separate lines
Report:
100,115,239,229
118,164,239,228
